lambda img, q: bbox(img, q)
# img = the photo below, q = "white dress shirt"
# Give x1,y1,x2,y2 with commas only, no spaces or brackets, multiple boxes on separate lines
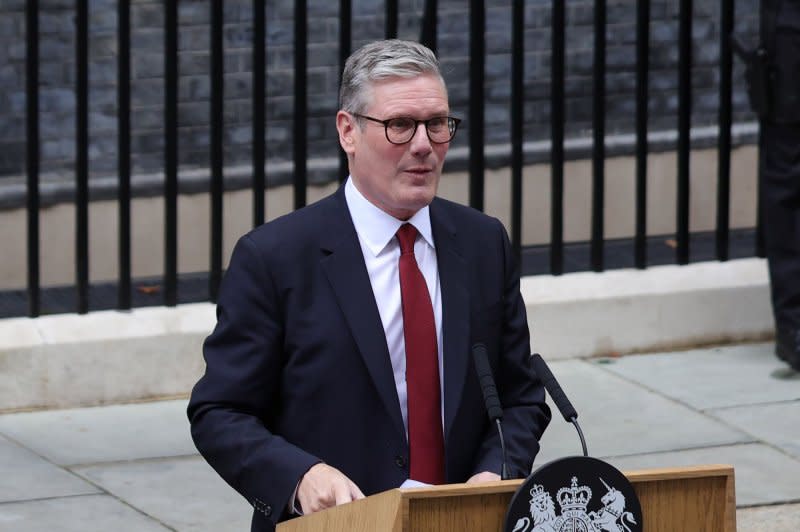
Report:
344,177,444,436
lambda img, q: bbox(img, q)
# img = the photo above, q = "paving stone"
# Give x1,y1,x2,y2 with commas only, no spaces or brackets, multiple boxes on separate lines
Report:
606,443,800,507
0,434,98,503
533,359,752,466
0,494,170,531
73,455,252,532
737,503,800,531
0,400,196,466
711,401,800,460
599,343,799,410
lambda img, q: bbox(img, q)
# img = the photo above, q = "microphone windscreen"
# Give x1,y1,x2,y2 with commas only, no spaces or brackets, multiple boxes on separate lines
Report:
472,343,504,421
531,353,578,422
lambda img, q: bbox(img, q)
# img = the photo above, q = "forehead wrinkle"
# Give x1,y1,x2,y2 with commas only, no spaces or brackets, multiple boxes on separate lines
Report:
368,80,449,119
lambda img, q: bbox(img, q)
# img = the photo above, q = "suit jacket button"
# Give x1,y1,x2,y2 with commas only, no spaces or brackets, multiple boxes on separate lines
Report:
264,505,272,516
395,455,406,468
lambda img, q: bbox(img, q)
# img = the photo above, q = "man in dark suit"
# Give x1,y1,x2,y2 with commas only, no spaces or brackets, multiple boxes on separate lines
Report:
188,39,551,531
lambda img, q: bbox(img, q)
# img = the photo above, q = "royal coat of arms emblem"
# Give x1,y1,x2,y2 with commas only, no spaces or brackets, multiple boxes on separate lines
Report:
504,457,642,532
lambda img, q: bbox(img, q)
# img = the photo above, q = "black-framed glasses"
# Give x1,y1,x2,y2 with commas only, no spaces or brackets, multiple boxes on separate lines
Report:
352,113,461,145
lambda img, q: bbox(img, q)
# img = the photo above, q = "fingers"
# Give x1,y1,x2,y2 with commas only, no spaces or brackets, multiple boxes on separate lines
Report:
297,463,363,515
349,479,365,501
466,471,501,484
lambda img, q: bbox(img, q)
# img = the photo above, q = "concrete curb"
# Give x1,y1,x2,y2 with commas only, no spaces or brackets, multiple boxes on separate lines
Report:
523,257,773,360
0,258,774,411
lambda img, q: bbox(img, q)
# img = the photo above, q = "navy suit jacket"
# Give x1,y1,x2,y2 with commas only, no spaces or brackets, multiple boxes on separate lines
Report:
187,187,551,531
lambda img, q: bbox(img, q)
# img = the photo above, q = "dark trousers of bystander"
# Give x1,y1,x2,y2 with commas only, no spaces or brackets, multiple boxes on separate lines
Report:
761,0,800,369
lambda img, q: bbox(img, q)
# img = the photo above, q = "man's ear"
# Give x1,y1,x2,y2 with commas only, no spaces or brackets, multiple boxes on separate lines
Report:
336,110,357,155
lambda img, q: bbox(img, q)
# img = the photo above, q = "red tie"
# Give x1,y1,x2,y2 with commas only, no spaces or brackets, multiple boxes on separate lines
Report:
396,223,445,484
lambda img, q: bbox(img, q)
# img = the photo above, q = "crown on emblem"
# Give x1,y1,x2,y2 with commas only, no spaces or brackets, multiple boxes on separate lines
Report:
557,477,592,512
529,484,546,499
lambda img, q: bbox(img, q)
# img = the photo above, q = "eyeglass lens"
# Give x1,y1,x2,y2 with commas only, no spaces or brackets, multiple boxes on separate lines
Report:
386,117,456,144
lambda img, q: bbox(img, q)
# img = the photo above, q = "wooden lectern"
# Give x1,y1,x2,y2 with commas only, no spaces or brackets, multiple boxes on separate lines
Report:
277,464,735,531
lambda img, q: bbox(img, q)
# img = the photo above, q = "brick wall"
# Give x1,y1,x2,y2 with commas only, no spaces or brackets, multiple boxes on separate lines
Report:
0,0,759,190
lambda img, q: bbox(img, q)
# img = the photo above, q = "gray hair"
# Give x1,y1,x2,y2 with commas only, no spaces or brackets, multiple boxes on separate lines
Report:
339,39,445,116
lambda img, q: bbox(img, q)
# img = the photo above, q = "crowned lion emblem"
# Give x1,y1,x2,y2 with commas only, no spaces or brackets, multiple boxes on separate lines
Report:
512,483,558,532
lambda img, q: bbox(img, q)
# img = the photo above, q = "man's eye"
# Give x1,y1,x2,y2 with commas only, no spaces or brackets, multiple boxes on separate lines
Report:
388,118,414,131
427,117,447,130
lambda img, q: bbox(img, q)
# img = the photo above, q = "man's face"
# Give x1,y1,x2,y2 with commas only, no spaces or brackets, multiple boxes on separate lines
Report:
337,74,451,220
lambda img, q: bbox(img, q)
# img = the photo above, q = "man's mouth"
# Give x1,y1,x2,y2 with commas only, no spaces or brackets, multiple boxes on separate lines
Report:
405,167,434,174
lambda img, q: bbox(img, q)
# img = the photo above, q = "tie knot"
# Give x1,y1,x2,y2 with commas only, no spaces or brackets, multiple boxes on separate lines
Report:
396,224,418,254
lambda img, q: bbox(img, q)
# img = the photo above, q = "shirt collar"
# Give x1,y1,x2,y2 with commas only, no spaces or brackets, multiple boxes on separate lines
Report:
344,177,435,257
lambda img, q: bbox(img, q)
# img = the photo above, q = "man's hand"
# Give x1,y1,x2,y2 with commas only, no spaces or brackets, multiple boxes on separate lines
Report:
297,463,365,514
466,471,501,483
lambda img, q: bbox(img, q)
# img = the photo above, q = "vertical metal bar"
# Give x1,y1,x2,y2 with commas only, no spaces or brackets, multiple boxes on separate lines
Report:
26,0,40,317
294,0,307,209
634,0,650,269
253,0,266,226
385,0,398,39
510,0,524,266
118,0,131,309
716,0,734,261
591,0,606,272
76,0,89,314
420,0,438,53
676,0,692,264
210,0,224,302
164,1,179,306
469,0,485,211
338,0,351,184
550,0,565,275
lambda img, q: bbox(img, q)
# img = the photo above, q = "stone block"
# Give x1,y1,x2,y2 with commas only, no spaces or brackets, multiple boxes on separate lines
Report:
89,33,118,59
179,75,210,102
178,2,210,26
89,57,118,84
131,131,164,153
179,25,210,52
0,141,25,175
40,137,74,161
0,12,22,38
90,8,117,31
131,3,163,28
224,24,253,50
132,52,163,80
39,33,74,60
130,28,163,51
177,101,210,127
130,78,162,107
0,115,23,142
223,73,251,100
88,110,116,132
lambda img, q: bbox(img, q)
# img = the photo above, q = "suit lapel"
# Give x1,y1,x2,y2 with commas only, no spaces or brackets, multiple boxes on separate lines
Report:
430,200,470,443
319,189,406,442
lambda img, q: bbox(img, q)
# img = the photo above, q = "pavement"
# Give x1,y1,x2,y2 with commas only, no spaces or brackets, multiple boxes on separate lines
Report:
0,341,799,531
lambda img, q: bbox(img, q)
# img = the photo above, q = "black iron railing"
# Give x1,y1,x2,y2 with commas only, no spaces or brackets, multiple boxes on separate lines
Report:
17,0,755,317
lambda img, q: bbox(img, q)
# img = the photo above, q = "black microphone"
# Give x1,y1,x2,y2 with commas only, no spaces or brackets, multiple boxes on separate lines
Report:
530,353,588,457
504,355,644,529
472,343,508,479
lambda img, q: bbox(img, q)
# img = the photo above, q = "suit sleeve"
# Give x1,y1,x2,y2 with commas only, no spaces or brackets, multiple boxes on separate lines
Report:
471,218,552,479
187,234,320,526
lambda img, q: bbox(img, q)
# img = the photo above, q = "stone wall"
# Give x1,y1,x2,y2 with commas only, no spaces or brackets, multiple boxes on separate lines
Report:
0,0,759,198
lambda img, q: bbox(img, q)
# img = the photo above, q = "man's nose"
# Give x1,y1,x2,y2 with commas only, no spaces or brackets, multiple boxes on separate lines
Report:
409,123,433,155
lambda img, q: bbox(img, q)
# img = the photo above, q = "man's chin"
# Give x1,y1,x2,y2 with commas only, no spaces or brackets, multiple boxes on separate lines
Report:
388,195,435,220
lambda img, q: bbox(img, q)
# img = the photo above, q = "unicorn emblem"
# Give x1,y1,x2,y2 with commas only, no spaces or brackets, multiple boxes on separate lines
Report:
588,478,638,532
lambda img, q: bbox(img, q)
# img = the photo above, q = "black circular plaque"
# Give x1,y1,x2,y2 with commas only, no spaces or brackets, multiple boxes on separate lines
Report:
504,456,642,532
